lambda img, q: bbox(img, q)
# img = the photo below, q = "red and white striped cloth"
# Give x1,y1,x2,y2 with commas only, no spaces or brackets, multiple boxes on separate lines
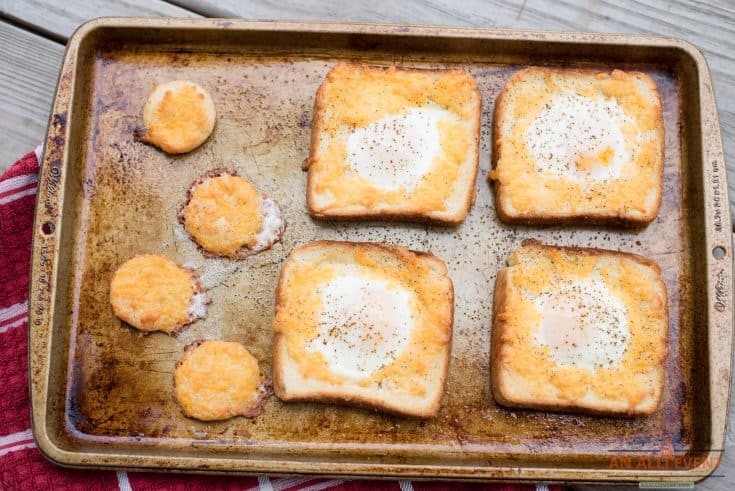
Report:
0,147,562,490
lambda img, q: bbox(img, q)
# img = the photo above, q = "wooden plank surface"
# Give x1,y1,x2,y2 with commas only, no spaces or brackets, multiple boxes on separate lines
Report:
0,20,63,167
0,0,197,40
174,0,735,223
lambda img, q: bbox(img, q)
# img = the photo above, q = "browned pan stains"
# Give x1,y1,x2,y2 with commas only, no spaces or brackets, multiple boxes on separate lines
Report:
60,45,698,468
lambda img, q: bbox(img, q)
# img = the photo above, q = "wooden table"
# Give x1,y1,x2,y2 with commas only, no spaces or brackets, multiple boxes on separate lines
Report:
1,1,732,489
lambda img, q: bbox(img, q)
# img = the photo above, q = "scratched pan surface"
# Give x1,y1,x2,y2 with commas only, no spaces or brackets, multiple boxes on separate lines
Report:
29,19,733,482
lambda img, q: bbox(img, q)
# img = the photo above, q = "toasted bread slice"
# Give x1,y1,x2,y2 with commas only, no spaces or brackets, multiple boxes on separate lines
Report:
490,67,664,226
272,240,453,417
491,239,668,416
306,63,481,225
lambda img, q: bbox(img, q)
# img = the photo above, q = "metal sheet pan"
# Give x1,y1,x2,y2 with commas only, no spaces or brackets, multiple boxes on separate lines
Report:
29,18,733,483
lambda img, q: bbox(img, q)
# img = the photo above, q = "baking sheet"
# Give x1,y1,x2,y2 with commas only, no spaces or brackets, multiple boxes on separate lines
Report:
29,19,733,482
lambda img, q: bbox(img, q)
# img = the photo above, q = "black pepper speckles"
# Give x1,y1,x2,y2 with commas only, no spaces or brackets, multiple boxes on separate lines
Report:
523,92,627,178
345,108,440,191
307,276,412,377
534,275,630,370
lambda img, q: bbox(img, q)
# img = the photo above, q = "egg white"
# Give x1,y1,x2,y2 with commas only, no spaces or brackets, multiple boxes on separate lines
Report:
525,93,633,182
187,291,209,321
345,106,448,191
252,195,285,251
306,270,413,379
534,277,629,371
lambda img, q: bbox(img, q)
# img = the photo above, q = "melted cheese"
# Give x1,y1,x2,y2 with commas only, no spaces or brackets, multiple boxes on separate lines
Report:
321,64,475,128
110,254,195,333
143,80,216,154
182,175,263,256
174,340,263,421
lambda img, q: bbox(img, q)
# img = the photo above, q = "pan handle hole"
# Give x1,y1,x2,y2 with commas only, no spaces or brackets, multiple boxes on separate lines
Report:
713,246,726,260
41,222,55,235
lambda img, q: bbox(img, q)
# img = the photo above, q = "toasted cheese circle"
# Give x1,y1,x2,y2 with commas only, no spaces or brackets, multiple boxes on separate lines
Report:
174,340,268,421
307,272,413,379
181,174,285,258
110,254,204,333
535,278,629,370
142,80,216,154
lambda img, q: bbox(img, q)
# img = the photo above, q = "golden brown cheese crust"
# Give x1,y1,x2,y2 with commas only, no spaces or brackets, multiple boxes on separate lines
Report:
173,340,272,421
306,63,481,225
490,67,665,226
141,80,216,154
181,172,260,256
490,239,669,416
179,170,285,259
109,254,205,334
272,240,453,417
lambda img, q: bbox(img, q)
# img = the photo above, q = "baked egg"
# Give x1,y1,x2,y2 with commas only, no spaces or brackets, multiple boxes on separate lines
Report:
490,68,664,222
307,63,481,222
272,241,453,416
